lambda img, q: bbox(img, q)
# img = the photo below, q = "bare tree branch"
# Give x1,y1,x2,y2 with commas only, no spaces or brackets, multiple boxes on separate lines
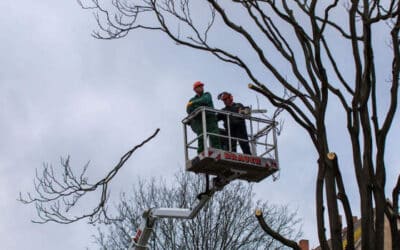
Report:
19,128,160,224
255,209,301,250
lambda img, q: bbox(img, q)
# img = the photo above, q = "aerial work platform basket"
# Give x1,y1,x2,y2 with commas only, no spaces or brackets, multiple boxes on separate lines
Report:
128,106,281,250
182,106,280,182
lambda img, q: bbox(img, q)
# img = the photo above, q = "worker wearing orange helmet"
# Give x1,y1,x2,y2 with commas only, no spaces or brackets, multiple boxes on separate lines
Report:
217,91,251,155
186,81,220,153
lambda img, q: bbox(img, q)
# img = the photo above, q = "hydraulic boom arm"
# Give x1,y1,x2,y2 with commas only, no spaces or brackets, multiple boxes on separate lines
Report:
128,171,243,250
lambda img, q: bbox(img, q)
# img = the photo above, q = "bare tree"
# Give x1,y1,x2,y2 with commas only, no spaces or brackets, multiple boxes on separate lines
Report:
94,171,302,249
19,128,160,224
77,1,400,249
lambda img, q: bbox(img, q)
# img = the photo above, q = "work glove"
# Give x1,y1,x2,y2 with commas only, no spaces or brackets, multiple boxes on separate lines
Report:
186,101,193,108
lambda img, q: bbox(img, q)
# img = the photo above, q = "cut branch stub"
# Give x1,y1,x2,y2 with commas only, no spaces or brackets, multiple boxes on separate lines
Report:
327,152,336,160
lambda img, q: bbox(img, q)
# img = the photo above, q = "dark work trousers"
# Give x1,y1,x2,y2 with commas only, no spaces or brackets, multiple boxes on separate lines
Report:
220,123,251,155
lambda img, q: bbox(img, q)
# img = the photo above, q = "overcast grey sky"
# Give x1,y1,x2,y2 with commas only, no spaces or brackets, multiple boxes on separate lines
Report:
1,1,399,249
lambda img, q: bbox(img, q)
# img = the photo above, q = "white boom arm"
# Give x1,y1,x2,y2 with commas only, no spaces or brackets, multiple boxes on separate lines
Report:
128,171,243,250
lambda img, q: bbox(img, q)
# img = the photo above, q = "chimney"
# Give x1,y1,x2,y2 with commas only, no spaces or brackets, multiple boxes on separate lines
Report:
299,239,309,250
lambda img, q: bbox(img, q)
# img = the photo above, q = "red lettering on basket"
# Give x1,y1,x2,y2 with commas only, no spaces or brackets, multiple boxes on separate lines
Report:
223,152,261,166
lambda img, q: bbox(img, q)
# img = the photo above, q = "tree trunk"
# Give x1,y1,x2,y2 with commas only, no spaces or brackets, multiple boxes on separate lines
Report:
316,158,329,249
360,177,375,250
325,158,342,250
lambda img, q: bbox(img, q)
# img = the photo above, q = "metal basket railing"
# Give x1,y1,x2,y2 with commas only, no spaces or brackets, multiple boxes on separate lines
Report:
182,106,279,165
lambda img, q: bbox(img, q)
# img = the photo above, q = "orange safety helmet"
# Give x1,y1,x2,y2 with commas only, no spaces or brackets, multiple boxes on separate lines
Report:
193,81,204,90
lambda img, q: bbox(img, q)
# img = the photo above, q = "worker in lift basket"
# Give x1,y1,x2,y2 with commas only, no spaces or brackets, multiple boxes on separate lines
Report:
186,81,221,153
217,91,251,155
